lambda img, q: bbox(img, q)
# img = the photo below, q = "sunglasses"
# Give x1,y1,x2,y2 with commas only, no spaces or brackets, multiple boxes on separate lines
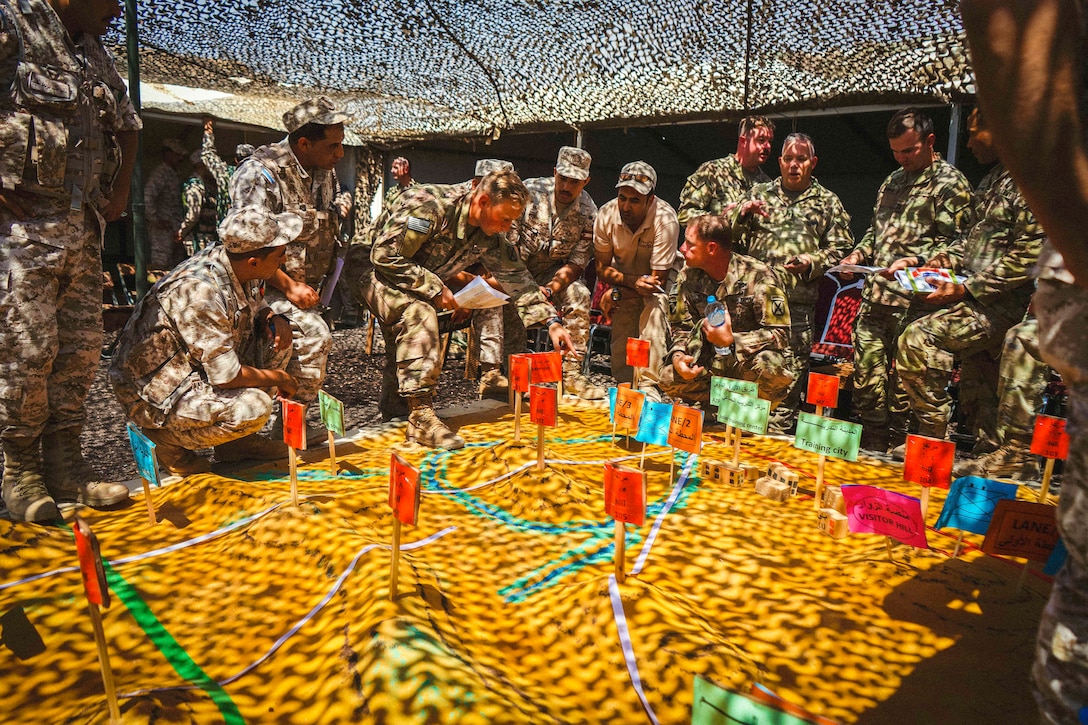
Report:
618,172,653,184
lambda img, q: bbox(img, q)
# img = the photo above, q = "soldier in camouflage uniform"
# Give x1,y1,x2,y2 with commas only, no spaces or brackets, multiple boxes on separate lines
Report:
838,108,973,452
345,169,576,449
0,0,140,522
110,208,300,474
384,156,416,208
737,133,854,431
230,97,347,444
144,138,186,269
474,147,605,400
178,150,220,255
201,117,252,225
661,214,793,407
594,162,679,400
677,116,775,226
895,108,1044,452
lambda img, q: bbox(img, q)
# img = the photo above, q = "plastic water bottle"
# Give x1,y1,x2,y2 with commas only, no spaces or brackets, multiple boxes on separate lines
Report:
705,295,731,355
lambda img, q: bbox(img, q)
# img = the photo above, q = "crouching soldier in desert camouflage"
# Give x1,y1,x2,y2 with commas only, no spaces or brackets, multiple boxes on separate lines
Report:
0,0,140,522
346,169,576,450
110,209,301,475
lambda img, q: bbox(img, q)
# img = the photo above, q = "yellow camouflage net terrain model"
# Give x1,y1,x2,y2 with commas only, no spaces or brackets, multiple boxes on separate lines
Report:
0,403,1049,723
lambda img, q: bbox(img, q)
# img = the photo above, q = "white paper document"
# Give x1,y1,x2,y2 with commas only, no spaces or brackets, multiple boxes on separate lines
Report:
453,275,510,309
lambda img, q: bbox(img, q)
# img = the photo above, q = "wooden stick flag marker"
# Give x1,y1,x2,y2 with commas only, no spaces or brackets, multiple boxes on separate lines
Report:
281,398,307,507
626,338,650,392
613,385,644,448
981,499,1060,593
529,384,558,471
388,453,421,601
126,423,160,525
1031,414,1070,503
510,354,531,443
668,404,703,482
604,462,647,583
318,390,346,475
902,434,955,518
73,517,121,724
794,412,861,509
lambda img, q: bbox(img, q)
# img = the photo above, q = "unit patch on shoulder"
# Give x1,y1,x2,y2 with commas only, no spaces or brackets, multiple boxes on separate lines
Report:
406,217,433,234
766,293,790,326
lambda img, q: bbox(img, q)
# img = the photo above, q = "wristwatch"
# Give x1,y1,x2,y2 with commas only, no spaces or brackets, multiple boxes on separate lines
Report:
610,287,621,302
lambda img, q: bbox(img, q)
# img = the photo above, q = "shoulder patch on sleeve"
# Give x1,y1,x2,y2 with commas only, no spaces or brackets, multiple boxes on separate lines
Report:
765,293,790,326
406,216,433,234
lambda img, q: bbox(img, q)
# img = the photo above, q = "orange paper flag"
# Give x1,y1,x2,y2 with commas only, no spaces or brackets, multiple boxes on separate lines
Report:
281,398,307,450
528,351,563,384
510,354,532,393
529,384,557,427
1031,414,1070,460
389,453,421,526
806,372,840,409
604,462,647,526
902,434,956,488
667,404,703,454
73,517,110,608
625,338,651,368
614,385,644,434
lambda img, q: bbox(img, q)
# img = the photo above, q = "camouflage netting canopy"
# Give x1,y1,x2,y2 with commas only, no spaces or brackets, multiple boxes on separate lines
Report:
118,0,973,143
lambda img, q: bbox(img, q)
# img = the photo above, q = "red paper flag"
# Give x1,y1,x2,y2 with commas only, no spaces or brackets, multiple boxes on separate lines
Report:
510,354,532,393
281,398,307,450
806,372,840,409
902,434,956,488
528,351,563,384
389,453,421,526
981,499,1059,562
614,386,644,433
626,338,651,368
667,404,703,454
73,517,110,608
605,462,647,526
1031,414,1070,460
529,384,557,427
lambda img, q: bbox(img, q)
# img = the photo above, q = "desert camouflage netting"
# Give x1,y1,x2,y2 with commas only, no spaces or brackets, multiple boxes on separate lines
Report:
116,0,972,142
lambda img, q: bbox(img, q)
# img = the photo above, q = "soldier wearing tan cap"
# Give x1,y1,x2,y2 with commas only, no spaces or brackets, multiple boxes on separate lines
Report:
230,96,349,444
110,208,302,475
145,138,188,268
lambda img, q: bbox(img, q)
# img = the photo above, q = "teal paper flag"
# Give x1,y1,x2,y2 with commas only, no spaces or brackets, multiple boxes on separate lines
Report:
634,400,672,447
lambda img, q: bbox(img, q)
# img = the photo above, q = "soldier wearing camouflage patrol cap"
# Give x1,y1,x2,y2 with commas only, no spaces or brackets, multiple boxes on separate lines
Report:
472,146,605,401
733,132,854,432
593,161,679,400
838,108,973,454
200,118,255,234
344,169,577,449
678,116,776,226
661,213,794,407
230,96,349,445
0,0,142,523
110,208,302,474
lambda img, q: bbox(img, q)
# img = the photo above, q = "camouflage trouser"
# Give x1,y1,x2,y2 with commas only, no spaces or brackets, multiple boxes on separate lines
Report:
851,300,924,436
609,292,668,388
768,303,814,431
897,298,1021,444
995,318,1048,448
475,280,591,366
1032,280,1088,725
125,334,293,451
660,349,793,409
265,288,332,404
0,225,103,440
355,266,443,397
149,226,182,270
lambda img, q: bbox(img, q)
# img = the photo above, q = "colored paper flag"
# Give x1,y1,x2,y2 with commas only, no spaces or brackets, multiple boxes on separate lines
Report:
634,400,672,448
318,390,345,438
1045,538,1069,576
902,434,955,488
806,372,840,409
614,385,644,434
608,386,618,423
625,337,650,368
389,453,421,526
841,484,928,548
982,499,1060,562
528,351,562,384
529,384,557,427
710,376,758,406
281,398,307,450
1031,414,1070,460
73,517,110,608
934,476,1019,535
604,462,647,526
716,390,770,435
692,677,829,725
668,404,703,454
794,412,861,461
126,423,159,485
510,354,532,393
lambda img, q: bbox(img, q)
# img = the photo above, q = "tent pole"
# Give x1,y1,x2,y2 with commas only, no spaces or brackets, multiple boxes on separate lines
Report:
124,0,149,298
947,103,962,167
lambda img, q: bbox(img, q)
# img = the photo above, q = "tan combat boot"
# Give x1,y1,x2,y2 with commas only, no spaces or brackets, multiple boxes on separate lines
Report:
562,359,606,400
2,436,60,523
407,395,465,450
952,443,1040,481
478,364,509,399
42,429,131,508
214,434,289,463
141,428,213,476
